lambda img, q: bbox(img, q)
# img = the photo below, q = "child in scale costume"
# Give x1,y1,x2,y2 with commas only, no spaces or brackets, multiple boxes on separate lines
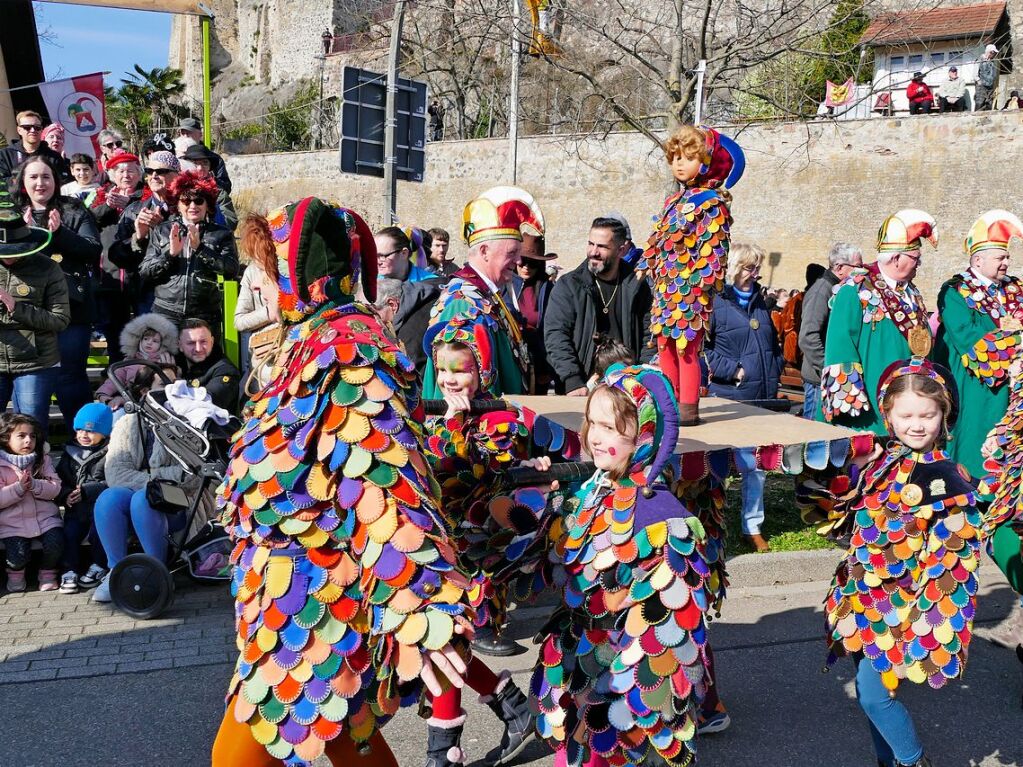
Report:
529,364,713,767
212,198,473,767
800,358,987,767
640,125,745,424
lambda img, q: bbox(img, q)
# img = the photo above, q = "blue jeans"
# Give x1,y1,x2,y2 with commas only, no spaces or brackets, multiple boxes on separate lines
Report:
854,656,924,766
56,323,93,427
0,366,59,436
93,487,185,568
738,465,767,535
802,380,820,420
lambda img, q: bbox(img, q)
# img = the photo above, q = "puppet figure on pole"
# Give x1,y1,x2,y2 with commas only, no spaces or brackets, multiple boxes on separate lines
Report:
639,125,746,424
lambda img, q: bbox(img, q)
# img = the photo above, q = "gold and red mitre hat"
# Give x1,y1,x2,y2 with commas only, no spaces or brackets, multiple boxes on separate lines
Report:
462,186,545,247
876,209,938,254
964,209,1023,256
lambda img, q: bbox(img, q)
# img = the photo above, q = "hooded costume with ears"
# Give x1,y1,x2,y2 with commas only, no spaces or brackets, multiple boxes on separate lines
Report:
94,312,180,405
213,198,471,767
530,363,713,767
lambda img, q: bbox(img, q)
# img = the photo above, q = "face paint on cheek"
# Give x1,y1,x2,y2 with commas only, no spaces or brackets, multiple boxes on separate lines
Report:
608,447,617,456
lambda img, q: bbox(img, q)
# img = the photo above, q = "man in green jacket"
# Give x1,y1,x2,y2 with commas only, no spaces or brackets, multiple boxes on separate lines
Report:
936,209,1023,647
818,209,937,435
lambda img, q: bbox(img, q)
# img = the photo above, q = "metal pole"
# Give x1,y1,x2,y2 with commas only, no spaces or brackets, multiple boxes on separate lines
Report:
693,59,706,124
201,14,213,146
508,0,521,183
383,0,408,225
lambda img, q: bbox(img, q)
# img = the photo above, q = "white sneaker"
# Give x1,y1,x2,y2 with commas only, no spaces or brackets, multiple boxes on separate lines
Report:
59,571,79,594
91,575,112,603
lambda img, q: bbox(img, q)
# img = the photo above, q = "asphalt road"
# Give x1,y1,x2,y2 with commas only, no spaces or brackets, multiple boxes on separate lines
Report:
2,570,1021,767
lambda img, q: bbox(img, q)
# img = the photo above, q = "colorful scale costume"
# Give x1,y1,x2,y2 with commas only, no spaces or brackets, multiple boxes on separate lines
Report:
421,186,545,399
216,198,471,766
934,210,1023,480
819,210,937,436
530,365,712,767
422,309,531,631
640,128,744,410
802,359,983,692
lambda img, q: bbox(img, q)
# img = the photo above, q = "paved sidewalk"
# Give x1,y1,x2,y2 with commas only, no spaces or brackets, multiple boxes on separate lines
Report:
0,584,235,684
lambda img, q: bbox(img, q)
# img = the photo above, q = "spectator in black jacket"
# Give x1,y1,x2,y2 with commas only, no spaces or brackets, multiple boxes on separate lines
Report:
176,319,241,413
504,247,557,393
0,110,70,185
109,151,180,316
373,276,441,373
140,171,239,329
176,117,232,194
11,154,101,425
179,143,237,230
544,217,653,395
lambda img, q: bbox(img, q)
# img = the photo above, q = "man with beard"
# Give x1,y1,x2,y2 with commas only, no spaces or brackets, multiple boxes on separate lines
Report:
544,217,653,395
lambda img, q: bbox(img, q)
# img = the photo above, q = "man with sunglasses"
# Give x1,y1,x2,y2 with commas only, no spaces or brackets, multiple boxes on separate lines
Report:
108,151,180,315
817,210,937,435
0,110,69,185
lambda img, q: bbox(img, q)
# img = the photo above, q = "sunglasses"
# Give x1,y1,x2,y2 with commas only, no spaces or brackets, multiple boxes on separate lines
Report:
145,168,175,177
179,196,207,205
19,124,42,132
103,140,124,149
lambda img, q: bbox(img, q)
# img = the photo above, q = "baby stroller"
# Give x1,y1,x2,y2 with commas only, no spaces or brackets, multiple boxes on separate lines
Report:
104,360,239,619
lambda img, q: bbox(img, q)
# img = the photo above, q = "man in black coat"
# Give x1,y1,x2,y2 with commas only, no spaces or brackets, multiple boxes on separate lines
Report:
176,318,241,414
0,110,70,184
177,117,232,193
374,276,444,374
544,217,653,394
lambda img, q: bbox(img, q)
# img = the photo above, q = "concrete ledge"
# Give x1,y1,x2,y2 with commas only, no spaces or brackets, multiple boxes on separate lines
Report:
727,548,841,587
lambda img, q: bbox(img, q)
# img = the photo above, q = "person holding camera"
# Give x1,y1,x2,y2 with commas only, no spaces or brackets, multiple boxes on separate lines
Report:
139,171,238,330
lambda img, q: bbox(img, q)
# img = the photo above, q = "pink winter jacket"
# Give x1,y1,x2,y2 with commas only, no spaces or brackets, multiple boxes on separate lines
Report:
0,455,62,539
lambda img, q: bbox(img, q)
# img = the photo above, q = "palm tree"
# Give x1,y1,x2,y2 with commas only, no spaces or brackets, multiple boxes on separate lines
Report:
125,65,186,132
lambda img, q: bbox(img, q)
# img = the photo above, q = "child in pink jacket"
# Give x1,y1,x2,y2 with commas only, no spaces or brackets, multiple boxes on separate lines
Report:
0,414,62,593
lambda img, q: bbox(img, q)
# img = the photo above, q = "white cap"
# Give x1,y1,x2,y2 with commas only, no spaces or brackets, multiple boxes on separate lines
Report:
986,43,999,55
603,211,632,241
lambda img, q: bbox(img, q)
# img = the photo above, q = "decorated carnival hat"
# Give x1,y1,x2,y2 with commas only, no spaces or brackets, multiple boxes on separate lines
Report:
876,356,959,433
0,189,51,258
423,306,498,395
876,209,938,254
697,126,746,190
404,226,430,270
964,209,1023,256
265,197,377,322
602,363,680,490
462,186,545,247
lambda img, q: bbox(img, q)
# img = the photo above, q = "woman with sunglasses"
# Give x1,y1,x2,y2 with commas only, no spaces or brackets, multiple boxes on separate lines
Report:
140,171,238,329
108,151,180,318
95,129,124,177
88,151,151,363
10,154,102,428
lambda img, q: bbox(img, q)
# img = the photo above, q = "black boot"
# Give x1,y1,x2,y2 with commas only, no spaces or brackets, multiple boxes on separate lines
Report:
1016,643,1023,709
424,715,465,767
897,757,933,767
481,673,535,766
472,626,524,657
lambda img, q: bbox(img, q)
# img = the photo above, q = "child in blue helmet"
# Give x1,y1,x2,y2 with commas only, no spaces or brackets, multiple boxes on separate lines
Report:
56,403,113,594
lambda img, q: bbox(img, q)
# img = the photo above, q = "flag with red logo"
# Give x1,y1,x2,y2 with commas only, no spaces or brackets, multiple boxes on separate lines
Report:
38,72,106,158
825,77,855,107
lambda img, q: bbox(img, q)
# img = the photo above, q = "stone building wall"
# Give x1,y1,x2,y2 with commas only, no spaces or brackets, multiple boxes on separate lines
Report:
227,110,1023,302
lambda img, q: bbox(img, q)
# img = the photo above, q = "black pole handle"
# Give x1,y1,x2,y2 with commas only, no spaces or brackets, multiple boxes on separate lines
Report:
506,461,596,487
421,399,515,416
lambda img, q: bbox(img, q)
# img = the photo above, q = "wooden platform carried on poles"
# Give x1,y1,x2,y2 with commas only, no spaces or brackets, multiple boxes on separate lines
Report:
510,396,871,476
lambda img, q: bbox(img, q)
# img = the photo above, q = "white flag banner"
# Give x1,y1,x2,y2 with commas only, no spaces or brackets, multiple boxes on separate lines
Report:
38,72,106,159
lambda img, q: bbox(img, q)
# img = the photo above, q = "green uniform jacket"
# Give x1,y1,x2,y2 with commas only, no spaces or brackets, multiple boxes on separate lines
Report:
934,277,1015,480
817,279,914,436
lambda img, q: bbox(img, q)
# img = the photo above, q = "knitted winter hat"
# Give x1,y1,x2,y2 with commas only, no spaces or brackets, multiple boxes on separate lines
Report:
74,402,113,437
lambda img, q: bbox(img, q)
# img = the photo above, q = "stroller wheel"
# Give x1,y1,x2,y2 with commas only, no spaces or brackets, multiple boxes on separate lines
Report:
110,554,175,620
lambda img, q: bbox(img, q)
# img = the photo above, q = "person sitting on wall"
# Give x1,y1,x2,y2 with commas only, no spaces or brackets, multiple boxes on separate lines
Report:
939,66,967,112
906,72,935,115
